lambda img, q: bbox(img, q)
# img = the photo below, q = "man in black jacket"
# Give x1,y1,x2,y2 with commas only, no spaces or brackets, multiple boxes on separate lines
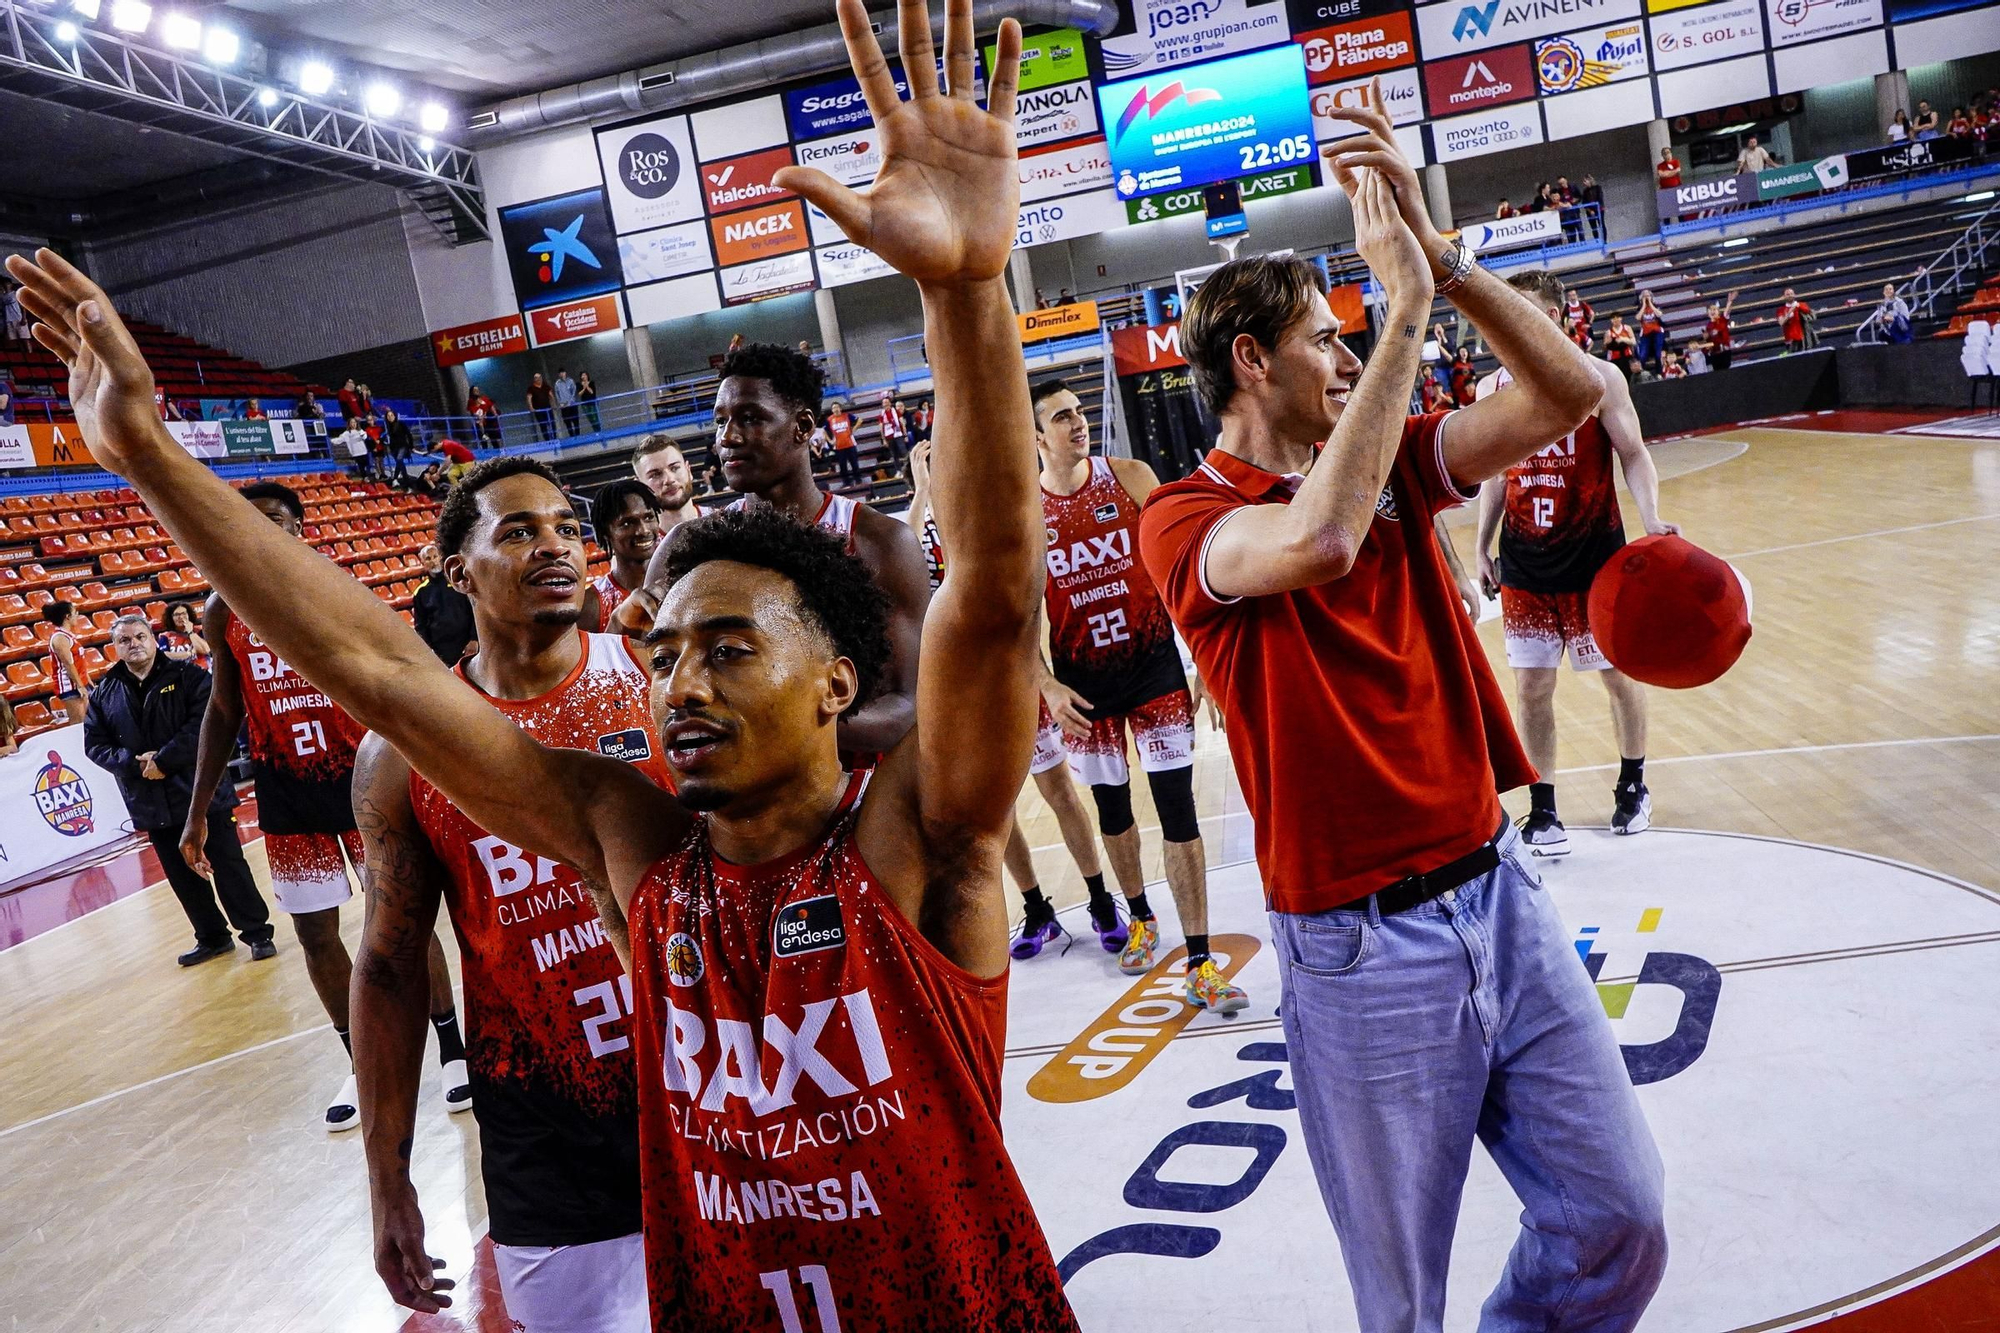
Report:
85,613,273,966
410,543,475,664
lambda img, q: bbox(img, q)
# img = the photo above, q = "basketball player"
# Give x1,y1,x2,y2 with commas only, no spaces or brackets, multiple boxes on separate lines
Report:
176,481,469,1132
631,434,705,530
41,598,91,723
8,7,1077,1326
1139,88,1663,1330
351,456,666,1332
1473,270,1679,852
582,478,662,632
908,436,1113,956
628,340,930,756
1033,378,1245,1011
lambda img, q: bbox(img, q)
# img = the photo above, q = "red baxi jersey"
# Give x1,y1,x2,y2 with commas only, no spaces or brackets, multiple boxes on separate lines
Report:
593,570,632,632
224,611,364,834
410,631,670,1247
1483,366,1626,594
1042,457,1179,713
625,778,1077,1333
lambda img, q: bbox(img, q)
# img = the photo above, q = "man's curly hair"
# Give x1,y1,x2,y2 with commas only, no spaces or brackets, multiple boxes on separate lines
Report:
436,456,567,556
662,506,890,717
720,342,826,416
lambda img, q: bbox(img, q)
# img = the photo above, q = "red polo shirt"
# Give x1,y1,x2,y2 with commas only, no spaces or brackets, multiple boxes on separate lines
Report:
1139,411,1536,914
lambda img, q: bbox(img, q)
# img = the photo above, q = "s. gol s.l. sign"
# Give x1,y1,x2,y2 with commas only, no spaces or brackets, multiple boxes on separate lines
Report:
1098,43,1317,201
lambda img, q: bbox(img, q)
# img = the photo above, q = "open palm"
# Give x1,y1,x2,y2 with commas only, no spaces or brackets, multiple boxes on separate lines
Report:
5,250,163,477
776,0,1022,286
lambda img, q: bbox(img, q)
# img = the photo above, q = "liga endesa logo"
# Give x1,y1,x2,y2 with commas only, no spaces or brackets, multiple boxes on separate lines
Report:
33,750,94,836
1026,935,1261,1102
1113,81,1222,142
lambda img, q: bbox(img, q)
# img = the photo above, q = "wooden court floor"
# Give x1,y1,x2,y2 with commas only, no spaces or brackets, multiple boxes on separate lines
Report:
1,421,1997,1332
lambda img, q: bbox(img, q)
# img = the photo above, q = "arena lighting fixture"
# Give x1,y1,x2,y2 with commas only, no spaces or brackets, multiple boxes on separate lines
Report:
1965,191,1996,203
203,26,240,64
255,85,278,107
417,135,436,152
298,60,334,95
108,0,151,33
1722,237,1750,248
55,19,79,40
418,101,448,134
70,0,100,19
160,12,202,49
363,83,402,119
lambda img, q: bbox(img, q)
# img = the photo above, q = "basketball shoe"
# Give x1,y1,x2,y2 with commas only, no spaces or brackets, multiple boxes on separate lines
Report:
1184,959,1248,1014
1520,807,1571,857
1118,917,1160,974
1612,781,1652,835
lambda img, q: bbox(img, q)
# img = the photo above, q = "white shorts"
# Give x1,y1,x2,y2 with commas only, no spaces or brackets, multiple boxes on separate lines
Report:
1065,688,1196,788
1029,700,1069,776
264,830,362,915
494,1232,650,1333
1501,587,1609,672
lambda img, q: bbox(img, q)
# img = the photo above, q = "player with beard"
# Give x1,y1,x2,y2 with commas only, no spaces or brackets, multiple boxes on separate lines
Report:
177,481,469,1133
6,4,1077,1327
631,434,705,531
582,479,662,633
626,341,930,757
1030,378,1245,1010
350,456,668,1332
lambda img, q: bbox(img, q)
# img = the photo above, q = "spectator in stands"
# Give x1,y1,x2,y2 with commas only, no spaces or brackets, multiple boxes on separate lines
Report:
1603,313,1639,379
525,373,556,442
1035,287,1051,309
1684,341,1710,374
1656,146,1682,190
336,376,362,427
877,392,908,461
552,368,580,437
413,461,447,498
357,383,376,421
726,332,744,354
1495,198,1516,219
466,384,501,447
3,280,26,346
1876,282,1915,343
163,397,186,422
1579,174,1605,240
0,694,17,757
701,454,725,496
1703,294,1737,370
0,370,12,426
381,406,416,485
825,398,862,489
1430,320,1459,372
1554,176,1582,242
42,599,91,724
576,370,601,433
1777,287,1813,353
1887,109,1913,144
411,543,476,667
1635,291,1668,374
1057,288,1075,305
797,340,815,360
1735,136,1779,173
295,390,325,424
1948,107,1973,141
910,397,933,447
242,397,266,420
1564,288,1594,349
436,436,476,486
1661,350,1688,379
808,419,833,461
363,410,387,479
1448,345,1478,406
1417,365,1450,413
159,601,211,671
1913,101,1940,141
85,614,273,966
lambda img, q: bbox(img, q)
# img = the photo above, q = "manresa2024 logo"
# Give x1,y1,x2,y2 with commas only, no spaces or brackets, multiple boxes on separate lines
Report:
34,750,95,836
620,133,682,200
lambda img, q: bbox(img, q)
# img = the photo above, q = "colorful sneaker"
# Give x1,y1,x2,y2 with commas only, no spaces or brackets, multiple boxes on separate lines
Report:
1118,917,1160,975
1088,897,1129,953
1520,807,1571,857
1010,908,1062,960
1611,782,1652,835
1184,959,1249,1014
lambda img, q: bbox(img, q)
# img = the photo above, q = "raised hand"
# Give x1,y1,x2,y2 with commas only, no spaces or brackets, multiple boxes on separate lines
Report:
1348,167,1433,310
774,0,1022,286
1319,79,1445,266
3,250,166,477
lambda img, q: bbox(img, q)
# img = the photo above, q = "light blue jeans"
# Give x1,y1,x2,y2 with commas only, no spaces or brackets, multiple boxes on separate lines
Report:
1271,823,1666,1332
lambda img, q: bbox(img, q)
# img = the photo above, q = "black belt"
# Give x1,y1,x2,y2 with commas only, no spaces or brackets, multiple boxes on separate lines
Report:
1367,828,1504,916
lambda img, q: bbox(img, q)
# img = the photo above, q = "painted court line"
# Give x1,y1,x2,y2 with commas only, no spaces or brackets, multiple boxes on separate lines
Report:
1553,733,2000,777
1724,512,2000,559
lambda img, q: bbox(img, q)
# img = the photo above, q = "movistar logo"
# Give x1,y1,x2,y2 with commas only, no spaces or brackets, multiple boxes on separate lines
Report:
525,215,601,284
1455,0,1499,39
1114,81,1222,141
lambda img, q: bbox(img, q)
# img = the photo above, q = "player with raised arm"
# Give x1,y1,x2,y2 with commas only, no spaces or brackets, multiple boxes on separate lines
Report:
1032,378,1245,1010
7,4,1076,1328
582,478,663,632
1137,85,1664,1332
1473,269,1680,852
350,456,668,1333
176,481,469,1133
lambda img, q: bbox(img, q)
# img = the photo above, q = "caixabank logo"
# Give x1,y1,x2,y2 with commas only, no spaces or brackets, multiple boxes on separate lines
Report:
1004,828,2000,1329
498,188,625,312
33,750,94,836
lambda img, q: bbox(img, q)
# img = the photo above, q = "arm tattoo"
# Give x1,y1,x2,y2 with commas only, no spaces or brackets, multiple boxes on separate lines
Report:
1403,323,1418,339
354,796,436,993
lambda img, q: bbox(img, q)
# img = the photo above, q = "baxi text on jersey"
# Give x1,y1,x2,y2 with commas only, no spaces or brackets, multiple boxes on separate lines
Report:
1047,528,1134,578
660,986,895,1118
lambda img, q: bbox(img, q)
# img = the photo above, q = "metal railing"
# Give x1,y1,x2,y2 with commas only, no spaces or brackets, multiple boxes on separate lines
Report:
1853,191,2000,344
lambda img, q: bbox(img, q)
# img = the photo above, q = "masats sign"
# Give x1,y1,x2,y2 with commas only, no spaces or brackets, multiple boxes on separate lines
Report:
1298,11,1417,82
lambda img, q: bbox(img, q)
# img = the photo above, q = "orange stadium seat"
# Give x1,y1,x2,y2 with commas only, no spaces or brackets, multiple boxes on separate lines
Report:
0,594,35,625
144,600,167,624
1,625,37,660
5,661,50,699
15,701,53,735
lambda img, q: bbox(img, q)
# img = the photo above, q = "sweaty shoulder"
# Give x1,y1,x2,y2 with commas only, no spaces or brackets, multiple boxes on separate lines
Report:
1139,470,1239,621
852,505,928,584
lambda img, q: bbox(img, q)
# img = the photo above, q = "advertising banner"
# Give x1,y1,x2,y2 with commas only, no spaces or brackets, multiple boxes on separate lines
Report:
719,251,818,306
1016,190,1129,248
1533,21,1648,91
1542,75,1657,137
689,95,788,160
1021,138,1114,202
1100,43,1317,200
791,129,883,189
616,221,714,285
1656,170,1758,216
1287,0,1412,26
1111,321,1188,374
222,420,273,458
1765,0,1883,45
1417,0,1643,57
1019,301,1102,343
431,313,529,367
527,294,623,347
0,725,136,888
625,273,721,327
1298,11,1419,83
814,241,897,288
1424,44,1539,114
1649,0,1767,70
1845,135,1975,181
1125,162,1317,222
1431,101,1546,160
0,425,33,469
1100,0,1293,77
267,418,315,456
994,26,1090,90
596,114,704,235
498,188,624,312
1757,155,1850,199
162,420,226,459
1458,209,1565,251
700,145,799,216
1013,79,1104,149
1109,321,1216,479
0,422,96,468
709,200,810,267
1311,70,1427,138
783,55,973,141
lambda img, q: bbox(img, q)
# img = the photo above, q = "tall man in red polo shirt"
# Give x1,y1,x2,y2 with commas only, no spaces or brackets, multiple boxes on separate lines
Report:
1139,92,1666,1332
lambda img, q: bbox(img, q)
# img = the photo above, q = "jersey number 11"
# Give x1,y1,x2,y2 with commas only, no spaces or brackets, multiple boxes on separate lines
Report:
760,1265,841,1332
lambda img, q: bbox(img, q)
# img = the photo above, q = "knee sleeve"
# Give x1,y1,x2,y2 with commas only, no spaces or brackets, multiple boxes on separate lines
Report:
1146,765,1200,844
1090,781,1136,838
